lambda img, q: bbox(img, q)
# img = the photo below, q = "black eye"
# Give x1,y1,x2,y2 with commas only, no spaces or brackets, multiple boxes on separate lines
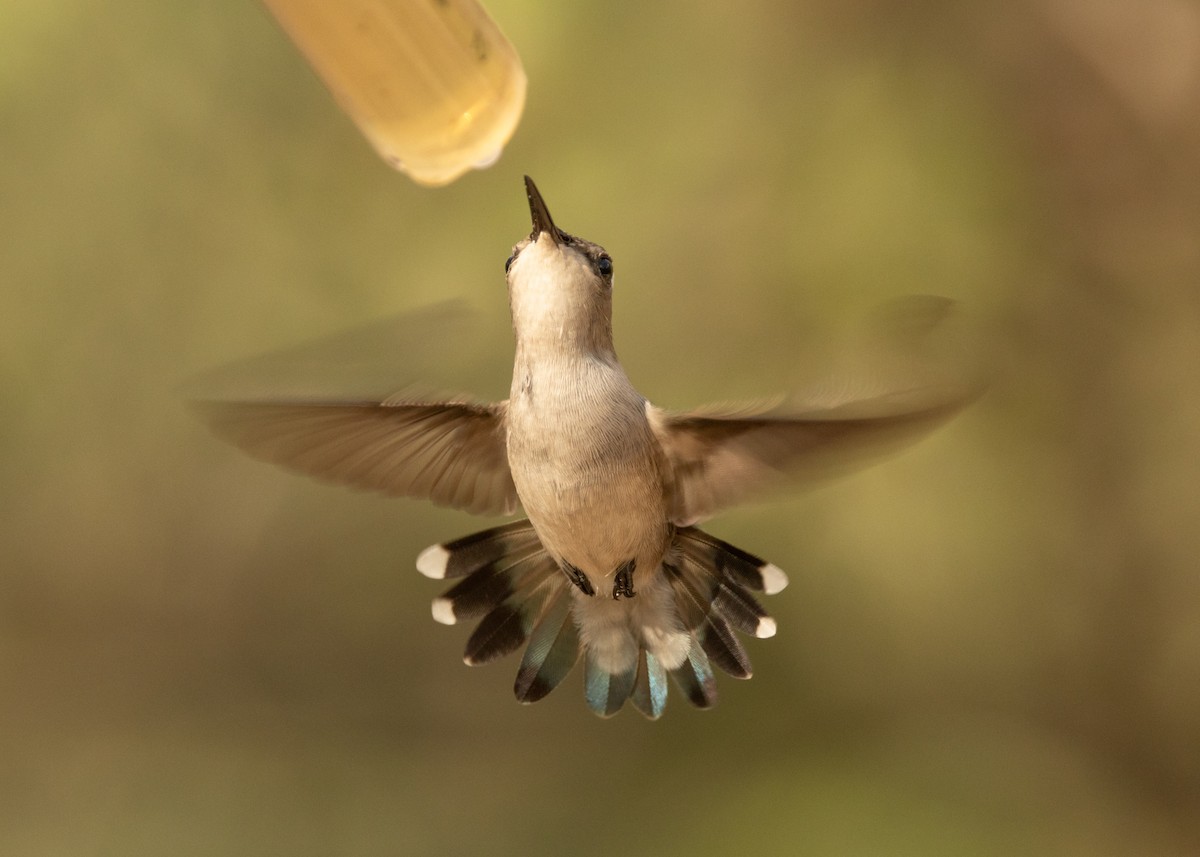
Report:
597,255,613,278
505,253,515,274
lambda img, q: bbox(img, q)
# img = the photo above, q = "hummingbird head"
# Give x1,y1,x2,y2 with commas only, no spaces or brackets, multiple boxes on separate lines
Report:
505,176,616,356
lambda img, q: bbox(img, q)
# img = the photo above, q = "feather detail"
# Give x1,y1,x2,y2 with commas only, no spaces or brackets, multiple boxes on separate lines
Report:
463,601,535,666
417,520,543,580
712,580,776,639
460,555,561,665
676,528,789,594
422,521,563,666
669,639,718,709
584,653,637,718
662,555,718,632
196,399,517,516
647,368,980,526
427,541,547,623
665,556,753,679
660,528,789,690
513,586,581,703
697,612,752,679
630,649,669,719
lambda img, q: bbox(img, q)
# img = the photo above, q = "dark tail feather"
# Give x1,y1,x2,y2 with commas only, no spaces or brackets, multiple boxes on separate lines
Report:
418,519,566,667
676,528,783,639
417,520,544,580
465,595,537,667
665,554,752,679
630,650,668,719
659,528,788,705
430,540,547,623
514,586,581,703
669,640,718,709
712,580,777,639
697,612,752,679
676,528,788,595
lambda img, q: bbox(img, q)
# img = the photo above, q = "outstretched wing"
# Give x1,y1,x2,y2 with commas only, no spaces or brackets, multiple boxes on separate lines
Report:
195,397,517,517
648,384,976,526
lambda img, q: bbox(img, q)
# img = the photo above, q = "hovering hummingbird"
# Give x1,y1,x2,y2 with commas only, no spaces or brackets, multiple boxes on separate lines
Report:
199,177,976,718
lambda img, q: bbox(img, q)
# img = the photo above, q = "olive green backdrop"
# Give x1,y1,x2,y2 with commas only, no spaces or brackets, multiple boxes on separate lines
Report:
3,1,1198,854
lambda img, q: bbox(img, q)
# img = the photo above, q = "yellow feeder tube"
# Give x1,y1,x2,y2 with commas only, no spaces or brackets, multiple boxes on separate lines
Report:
262,0,527,186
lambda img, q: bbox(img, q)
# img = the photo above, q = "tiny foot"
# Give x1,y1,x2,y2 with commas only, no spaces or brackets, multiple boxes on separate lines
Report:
613,559,636,600
563,560,595,596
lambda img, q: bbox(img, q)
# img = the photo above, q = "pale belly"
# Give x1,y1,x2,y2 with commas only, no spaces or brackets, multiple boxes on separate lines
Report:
505,359,688,671
513,447,669,579
506,382,671,588
511,440,686,672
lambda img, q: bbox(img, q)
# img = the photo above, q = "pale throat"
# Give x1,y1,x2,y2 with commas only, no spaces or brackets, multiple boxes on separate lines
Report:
511,246,612,353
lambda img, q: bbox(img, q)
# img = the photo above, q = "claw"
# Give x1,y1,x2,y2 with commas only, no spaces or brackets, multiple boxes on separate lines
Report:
613,559,636,599
563,560,595,596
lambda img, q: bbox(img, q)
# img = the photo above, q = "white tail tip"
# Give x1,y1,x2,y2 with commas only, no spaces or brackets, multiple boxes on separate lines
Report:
760,563,788,595
417,544,451,579
431,597,457,625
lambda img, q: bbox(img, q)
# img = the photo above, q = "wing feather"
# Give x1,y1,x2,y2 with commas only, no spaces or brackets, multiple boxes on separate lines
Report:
649,384,977,525
195,398,517,516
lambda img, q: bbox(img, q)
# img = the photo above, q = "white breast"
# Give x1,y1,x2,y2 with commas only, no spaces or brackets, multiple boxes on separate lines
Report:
506,355,670,584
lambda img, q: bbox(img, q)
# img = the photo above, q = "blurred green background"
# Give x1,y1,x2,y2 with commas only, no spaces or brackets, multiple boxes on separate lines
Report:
3,1,1199,854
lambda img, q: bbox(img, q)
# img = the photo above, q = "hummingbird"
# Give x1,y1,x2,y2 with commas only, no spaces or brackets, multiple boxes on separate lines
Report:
198,176,976,718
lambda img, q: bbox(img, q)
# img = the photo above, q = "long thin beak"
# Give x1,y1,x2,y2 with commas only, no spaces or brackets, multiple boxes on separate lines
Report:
524,176,563,246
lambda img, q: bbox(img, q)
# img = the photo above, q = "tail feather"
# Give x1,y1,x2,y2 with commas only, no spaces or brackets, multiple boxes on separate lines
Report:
712,580,776,640
585,654,637,718
669,640,718,709
514,586,580,703
697,612,752,679
663,553,719,632
630,650,668,719
676,528,789,595
431,540,547,624
664,555,752,680
461,555,561,665
417,520,543,580
420,521,786,717
464,599,535,665
420,519,562,667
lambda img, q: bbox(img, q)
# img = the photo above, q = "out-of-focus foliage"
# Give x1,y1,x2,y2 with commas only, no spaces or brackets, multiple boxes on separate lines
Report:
2,1,1198,854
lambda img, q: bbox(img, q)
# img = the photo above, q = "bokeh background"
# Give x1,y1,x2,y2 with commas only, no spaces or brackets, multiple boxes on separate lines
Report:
3,1,1199,854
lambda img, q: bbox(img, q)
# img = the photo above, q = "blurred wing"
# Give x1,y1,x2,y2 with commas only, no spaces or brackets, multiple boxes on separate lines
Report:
648,385,976,526
195,397,517,517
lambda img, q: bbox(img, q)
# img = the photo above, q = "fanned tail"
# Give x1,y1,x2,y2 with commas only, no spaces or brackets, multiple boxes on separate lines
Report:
514,585,580,703
665,554,752,679
676,527,789,599
675,527,786,644
653,526,788,711
416,521,787,718
418,520,567,667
